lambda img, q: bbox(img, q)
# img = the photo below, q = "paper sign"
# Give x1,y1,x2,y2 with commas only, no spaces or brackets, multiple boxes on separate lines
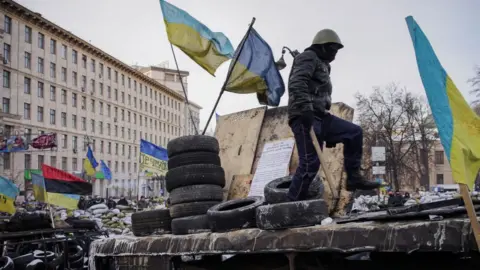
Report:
248,138,295,197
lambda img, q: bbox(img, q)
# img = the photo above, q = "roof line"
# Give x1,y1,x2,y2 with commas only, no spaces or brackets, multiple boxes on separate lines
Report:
1,0,187,101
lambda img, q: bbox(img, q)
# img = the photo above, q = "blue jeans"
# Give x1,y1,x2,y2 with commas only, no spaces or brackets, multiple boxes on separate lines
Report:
287,114,363,201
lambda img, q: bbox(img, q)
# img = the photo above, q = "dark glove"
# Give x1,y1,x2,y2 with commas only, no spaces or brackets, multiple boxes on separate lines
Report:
325,142,337,148
300,111,314,127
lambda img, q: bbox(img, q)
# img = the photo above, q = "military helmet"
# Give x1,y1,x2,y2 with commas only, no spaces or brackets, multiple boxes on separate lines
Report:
312,29,343,48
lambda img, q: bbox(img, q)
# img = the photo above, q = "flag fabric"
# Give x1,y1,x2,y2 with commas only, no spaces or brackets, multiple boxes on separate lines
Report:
140,139,168,176
0,176,19,214
406,16,480,189
100,160,112,181
42,164,92,209
216,112,220,121
84,146,98,176
32,173,47,203
159,0,234,76
224,28,285,106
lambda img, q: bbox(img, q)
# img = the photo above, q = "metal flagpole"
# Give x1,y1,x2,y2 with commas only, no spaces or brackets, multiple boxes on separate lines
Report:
202,17,256,135
170,43,199,135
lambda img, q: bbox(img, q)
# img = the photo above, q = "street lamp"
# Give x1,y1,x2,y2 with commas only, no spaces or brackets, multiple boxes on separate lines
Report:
275,46,300,71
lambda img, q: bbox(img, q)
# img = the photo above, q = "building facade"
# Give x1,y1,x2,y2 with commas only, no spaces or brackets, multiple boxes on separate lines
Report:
138,65,201,135
0,0,201,197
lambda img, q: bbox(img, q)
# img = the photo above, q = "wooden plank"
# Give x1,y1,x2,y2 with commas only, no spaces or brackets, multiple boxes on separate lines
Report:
227,174,254,200
215,107,266,199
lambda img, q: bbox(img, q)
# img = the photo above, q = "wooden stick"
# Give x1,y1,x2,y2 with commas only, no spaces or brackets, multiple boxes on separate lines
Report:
309,128,337,198
459,183,480,249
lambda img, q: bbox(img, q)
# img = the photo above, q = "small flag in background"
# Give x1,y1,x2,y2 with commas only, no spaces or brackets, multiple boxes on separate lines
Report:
32,173,47,203
224,28,285,106
84,146,98,176
100,160,112,181
140,140,168,176
159,0,234,76
42,165,92,209
406,16,480,189
0,176,19,214
216,112,220,121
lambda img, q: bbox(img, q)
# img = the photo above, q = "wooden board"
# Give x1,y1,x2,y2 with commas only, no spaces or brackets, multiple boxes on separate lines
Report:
215,107,266,199
227,174,253,200
250,103,354,215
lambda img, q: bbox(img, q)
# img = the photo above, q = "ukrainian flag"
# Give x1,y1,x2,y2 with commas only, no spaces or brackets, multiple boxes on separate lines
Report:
140,139,168,176
84,146,98,176
159,0,234,76
0,176,19,214
32,173,47,203
406,16,480,189
224,28,285,106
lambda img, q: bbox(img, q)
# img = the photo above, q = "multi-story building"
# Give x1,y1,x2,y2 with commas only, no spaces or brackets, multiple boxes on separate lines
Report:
138,65,201,135
0,0,201,197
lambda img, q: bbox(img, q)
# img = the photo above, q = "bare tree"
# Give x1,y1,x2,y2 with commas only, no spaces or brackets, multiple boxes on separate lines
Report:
474,104,480,116
403,95,438,190
470,66,480,105
355,84,416,190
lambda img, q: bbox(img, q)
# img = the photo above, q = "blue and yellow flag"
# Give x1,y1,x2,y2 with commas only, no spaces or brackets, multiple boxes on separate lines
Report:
84,146,98,176
140,139,168,176
224,28,285,106
406,16,480,189
159,0,234,76
100,160,112,181
32,173,47,203
0,176,19,214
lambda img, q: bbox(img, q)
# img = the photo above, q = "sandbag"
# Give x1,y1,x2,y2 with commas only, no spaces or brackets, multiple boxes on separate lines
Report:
92,208,109,215
88,204,108,211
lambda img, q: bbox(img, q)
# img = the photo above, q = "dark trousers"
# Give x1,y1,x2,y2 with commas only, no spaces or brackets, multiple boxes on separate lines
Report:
287,114,363,201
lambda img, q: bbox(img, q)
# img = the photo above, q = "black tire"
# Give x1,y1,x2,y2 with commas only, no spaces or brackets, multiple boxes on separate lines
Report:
256,199,328,230
131,209,171,236
72,219,98,230
169,201,220,219
168,152,221,170
131,208,171,223
25,259,44,270
166,164,225,192
167,135,219,157
171,215,210,235
264,175,324,204
169,185,224,205
33,251,55,261
207,196,264,232
13,253,33,270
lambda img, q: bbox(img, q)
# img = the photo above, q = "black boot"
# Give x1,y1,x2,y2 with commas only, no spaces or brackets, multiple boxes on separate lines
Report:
346,169,381,192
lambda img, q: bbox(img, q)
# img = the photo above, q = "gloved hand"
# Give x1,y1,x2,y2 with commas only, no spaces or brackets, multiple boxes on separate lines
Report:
300,111,314,127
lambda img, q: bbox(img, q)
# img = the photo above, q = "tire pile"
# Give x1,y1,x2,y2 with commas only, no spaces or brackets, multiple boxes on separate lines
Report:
166,135,226,235
255,175,329,229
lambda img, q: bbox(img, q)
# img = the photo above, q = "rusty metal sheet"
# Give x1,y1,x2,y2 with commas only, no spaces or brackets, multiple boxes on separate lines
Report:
90,218,475,258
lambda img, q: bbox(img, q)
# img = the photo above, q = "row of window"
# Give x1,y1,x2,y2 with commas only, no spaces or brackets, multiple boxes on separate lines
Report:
3,101,175,149
3,65,180,125
3,15,183,112
2,72,182,134
2,153,137,174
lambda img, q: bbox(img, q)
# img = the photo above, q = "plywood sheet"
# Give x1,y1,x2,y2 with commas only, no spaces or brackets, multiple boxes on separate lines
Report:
215,107,266,199
250,103,354,215
227,174,253,200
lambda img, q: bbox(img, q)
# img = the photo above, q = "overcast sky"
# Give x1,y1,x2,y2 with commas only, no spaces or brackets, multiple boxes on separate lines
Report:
17,0,480,129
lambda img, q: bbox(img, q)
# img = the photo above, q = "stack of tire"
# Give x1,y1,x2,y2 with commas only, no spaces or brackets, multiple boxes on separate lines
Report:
255,175,329,230
131,209,171,236
166,135,225,235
